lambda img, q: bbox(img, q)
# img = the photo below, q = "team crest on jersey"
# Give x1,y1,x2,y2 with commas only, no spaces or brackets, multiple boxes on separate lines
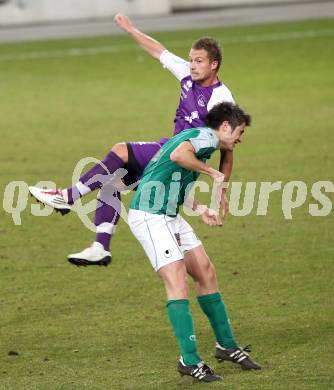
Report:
197,94,206,107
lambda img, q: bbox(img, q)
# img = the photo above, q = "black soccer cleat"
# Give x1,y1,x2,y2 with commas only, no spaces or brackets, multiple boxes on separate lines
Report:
177,358,222,382
215,344,261,370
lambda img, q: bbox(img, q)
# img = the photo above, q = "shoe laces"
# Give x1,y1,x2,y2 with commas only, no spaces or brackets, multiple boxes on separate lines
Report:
42,188,63,196
196,363,214,376
243,345,252,353
230,345,252,361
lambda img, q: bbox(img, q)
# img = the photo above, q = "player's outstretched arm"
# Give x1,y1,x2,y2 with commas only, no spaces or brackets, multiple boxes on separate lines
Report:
114,13,166,60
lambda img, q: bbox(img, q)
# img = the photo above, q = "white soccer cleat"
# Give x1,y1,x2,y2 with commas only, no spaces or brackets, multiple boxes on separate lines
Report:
29,186,71,215
68,242,111,267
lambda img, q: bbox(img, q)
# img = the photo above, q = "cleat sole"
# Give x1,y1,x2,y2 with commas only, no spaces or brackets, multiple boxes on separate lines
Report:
241,365,261,371
59,209,71,216
68,256,111,267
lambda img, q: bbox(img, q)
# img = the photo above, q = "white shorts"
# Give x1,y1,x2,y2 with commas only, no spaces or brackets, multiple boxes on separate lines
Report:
128,209,202,272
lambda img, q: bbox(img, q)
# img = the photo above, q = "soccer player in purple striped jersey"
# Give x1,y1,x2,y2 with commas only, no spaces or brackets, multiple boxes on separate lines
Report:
29,14,235,266
161,48,234,136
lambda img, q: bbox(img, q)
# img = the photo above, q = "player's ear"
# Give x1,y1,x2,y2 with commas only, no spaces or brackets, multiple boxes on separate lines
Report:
211,60,218,71
222,121,229,130
217,121,228,134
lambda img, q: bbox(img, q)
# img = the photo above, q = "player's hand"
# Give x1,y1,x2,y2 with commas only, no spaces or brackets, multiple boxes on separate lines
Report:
208,167,224,183
200,207,223,227
114,13,133,33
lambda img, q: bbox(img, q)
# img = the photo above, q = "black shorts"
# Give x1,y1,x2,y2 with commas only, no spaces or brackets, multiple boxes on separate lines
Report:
122,143,143,188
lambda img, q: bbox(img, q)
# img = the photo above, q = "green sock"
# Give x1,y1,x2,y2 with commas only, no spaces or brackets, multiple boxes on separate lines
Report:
197,292,238,349
166,299,201,366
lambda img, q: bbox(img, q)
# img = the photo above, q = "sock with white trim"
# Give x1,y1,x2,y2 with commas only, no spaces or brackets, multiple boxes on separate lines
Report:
66,150,125,204
197,292,238,349
94,188,121,251
167,299,201,366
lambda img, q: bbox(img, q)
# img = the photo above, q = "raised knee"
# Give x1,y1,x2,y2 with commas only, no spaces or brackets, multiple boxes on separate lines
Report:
111,142,128,163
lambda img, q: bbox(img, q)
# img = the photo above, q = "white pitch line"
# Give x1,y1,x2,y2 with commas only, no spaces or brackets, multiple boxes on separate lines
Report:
0,28,333,62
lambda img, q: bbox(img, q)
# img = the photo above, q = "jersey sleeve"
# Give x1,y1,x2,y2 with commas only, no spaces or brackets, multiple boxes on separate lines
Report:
207,84,235,111
159,50,190,81
188,130,219,153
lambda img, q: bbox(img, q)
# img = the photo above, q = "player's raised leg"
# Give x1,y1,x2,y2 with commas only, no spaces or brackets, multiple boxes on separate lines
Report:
68,143,127,204
29,143,129,265
29,143,127,213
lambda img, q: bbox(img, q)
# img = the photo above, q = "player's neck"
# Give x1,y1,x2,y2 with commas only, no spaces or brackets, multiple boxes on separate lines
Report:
197,74,219,87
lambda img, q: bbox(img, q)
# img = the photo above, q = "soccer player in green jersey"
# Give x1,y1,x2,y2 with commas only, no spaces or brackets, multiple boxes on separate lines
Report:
128,102,261,382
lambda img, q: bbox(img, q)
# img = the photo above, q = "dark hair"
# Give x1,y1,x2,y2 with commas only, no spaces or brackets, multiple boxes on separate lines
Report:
192,37,223,71
205,102,251,130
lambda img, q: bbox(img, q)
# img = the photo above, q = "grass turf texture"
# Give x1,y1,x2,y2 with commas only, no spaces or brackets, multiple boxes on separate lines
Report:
1,18,333,389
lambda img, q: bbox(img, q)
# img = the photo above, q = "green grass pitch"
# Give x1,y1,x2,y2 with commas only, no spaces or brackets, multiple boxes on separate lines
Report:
0,18,333,389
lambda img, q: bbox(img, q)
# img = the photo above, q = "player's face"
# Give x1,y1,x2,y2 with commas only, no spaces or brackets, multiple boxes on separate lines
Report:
189,49,218,84
219,122,245,151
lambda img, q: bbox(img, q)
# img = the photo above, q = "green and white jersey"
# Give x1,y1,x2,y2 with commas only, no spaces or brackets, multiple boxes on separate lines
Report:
130,127,219,217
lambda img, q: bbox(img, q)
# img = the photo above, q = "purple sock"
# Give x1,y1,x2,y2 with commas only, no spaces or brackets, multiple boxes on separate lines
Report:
67,150,125,204
96,232,113,252
94,186,121,252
